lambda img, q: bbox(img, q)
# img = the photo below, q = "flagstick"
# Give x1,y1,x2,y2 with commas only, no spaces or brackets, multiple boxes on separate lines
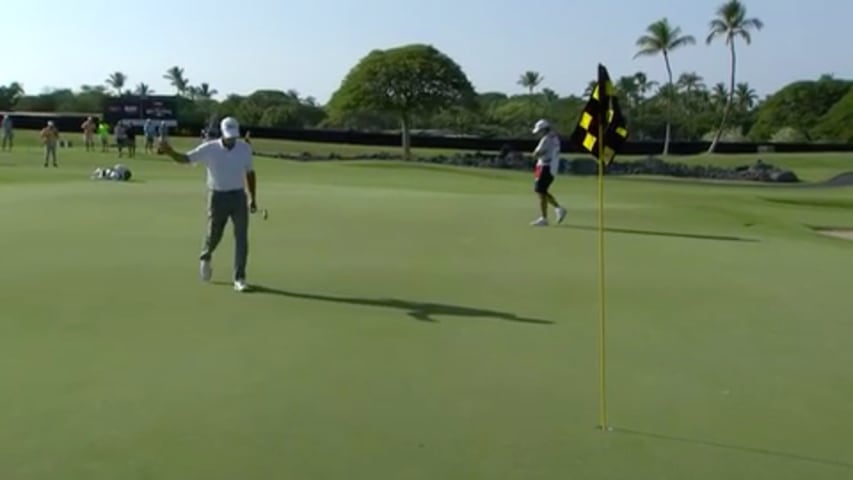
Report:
596,68,611,432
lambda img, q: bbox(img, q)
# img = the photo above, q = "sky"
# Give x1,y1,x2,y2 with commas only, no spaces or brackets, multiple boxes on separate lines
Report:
4,0,852,103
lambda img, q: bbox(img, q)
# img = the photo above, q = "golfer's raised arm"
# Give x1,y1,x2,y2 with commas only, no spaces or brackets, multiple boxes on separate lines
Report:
159,141,190,164
162,141,209,164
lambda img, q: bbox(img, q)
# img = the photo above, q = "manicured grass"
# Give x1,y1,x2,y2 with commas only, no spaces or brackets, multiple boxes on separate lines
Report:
1,143,852,480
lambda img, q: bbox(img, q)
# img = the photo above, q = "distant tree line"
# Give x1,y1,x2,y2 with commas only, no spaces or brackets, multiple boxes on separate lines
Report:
1,0,851,148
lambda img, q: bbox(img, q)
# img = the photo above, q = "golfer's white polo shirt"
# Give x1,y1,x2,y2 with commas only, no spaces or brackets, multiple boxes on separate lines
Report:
187,139,254,192
535,133,561,176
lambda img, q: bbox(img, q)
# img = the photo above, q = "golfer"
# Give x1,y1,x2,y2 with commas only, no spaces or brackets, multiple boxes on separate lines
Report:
158,116,257,292
530,119,566,226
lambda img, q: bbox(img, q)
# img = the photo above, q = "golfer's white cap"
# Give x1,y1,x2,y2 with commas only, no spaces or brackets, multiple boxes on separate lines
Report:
532,119,550,134
220,116,240,139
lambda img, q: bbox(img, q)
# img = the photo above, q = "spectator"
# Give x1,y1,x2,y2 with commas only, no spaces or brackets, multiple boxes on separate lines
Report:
115,121,128,158
98,120,110,152
126,123,137,158
1,114,12,151
143,118,156,154
40,120,60,167
158,120,168,143
81,116,96,152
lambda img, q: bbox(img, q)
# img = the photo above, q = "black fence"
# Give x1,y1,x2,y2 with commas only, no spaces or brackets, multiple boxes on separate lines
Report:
4,112,853,155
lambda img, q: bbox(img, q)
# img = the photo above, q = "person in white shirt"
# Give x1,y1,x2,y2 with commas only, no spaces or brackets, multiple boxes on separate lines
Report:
158,120,168,142
143,119,156,154
530,119,567,226
158,116,258,292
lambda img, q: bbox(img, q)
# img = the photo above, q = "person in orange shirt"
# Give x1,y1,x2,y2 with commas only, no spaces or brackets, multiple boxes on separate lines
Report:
40,120,60,167
81,116,96,152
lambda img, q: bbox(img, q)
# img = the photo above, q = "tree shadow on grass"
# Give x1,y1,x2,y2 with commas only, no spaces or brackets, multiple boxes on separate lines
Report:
217,283,554,325
559,224,759,243
615,428,853,470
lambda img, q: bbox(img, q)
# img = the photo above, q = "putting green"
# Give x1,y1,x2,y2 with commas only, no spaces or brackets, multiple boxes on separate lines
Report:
1,141,852,480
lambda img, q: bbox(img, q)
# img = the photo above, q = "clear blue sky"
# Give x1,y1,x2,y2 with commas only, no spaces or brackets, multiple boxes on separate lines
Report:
4,0,851,102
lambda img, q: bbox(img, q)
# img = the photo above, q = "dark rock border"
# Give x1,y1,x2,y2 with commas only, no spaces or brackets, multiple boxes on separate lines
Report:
254,149,800,184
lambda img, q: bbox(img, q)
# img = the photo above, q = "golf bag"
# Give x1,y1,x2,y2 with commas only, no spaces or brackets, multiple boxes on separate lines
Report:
91,164,132,181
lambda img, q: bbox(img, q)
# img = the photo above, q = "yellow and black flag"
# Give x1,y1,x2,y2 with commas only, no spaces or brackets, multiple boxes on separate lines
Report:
571,63,629,162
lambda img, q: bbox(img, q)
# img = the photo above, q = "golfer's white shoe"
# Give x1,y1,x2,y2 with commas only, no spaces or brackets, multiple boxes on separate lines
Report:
234,279,249,292
200,260,212,282
530,217,549,227
556,207,567,224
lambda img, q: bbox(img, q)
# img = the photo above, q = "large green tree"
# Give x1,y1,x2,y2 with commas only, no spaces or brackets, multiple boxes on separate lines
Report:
705,0,763,152
634,18,696,155
0,82,24,110
748,78,852,140
813,88,853,142
327,44,476,159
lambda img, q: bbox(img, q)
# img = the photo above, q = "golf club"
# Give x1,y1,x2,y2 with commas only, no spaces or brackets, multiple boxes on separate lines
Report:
252,207,268,220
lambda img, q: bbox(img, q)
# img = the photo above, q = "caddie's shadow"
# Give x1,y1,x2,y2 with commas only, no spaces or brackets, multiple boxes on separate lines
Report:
216,283,554,325
559,224,759,243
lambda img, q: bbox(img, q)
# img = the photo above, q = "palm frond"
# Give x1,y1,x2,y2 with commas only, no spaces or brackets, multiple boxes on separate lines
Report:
633,47,661,59
670,35,696,49
635,35,662,49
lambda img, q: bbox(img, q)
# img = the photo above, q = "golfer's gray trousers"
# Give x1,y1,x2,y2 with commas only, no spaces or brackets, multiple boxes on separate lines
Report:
200,189,249,281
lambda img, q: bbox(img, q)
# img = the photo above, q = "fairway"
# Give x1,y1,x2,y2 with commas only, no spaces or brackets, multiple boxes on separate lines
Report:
1,141,853,479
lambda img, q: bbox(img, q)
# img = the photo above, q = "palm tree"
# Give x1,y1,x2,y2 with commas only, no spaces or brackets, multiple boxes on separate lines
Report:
105,72,127,95
633,72,658,101
134,83,153,97
541,88,559,103
705,0,763,153
187,86,200,100
735,82,757,110
711,82,728,107
163,66,189,95
634,18,696,155
676,72,705,94
518,71,544,94
196,83,218,99
616,76,640,108
5,82,24,99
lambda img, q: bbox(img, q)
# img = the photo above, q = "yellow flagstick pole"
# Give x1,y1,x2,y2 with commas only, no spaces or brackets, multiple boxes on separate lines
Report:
596,67,610,432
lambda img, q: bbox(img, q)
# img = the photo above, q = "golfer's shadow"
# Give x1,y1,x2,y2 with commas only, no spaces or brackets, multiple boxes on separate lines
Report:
225,283,553,325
